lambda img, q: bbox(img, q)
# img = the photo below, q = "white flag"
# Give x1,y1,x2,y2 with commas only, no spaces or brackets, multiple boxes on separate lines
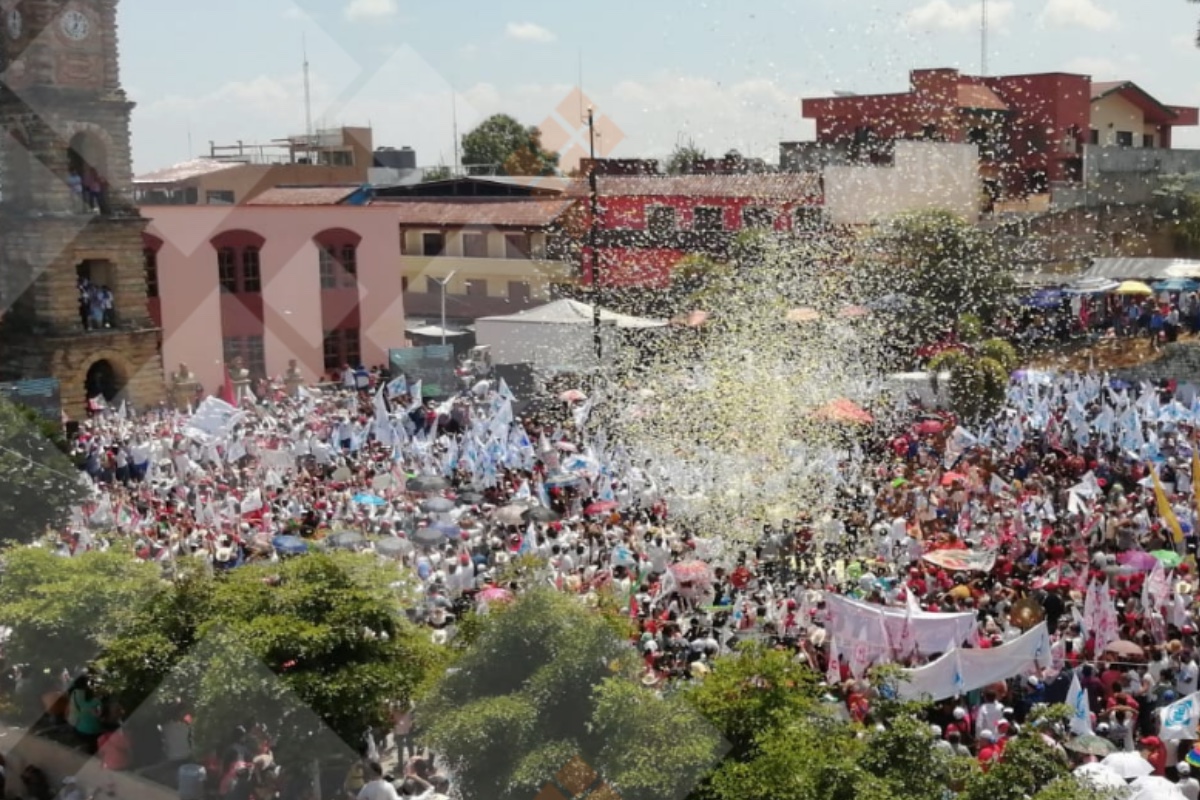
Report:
1067,672,1093,736
1161,692,1200,740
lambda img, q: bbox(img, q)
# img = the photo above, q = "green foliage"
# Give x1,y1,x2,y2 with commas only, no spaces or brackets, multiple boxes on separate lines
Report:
962,735,1070,800
947,355,1009,424
862,210,1016,342
957,313,984,342
926,349,968,375
461,114,560,176
978,337,1019,372
0,547,164,678
421,164,453,182
670,255,734,311
0,396,88,542
418,588,720,800
665,139,708,175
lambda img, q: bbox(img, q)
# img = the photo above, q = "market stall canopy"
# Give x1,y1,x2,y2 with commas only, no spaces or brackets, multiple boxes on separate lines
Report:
476,299,666,330
1081,257,1200,282
1063,276,1120,294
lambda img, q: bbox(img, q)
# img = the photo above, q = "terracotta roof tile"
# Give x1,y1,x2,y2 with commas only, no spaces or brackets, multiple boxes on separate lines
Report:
134,159,243,184
385,198,578,227
246,186,362,206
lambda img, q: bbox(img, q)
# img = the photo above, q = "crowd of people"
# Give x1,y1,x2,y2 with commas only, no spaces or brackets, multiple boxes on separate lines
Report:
17,358,1200,800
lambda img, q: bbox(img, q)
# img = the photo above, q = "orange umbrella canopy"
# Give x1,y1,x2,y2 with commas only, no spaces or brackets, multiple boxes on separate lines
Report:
812,399,874,425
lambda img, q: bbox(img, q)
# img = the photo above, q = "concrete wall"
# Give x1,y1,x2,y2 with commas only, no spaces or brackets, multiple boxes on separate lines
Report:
1090,94,1147,148
144,206,406,394
822,141,980,225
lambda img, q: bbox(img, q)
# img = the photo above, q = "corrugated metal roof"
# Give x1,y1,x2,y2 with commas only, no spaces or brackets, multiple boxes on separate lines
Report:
957,84,1008,111
388,198,577,227
473,176,574,193
134,158,243,184
1082,258,1200,281
246,186,362,205
564,174,821,200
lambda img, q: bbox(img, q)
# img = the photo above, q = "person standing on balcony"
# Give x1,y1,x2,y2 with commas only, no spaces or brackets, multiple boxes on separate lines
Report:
83,168,100,211
67,170,84,212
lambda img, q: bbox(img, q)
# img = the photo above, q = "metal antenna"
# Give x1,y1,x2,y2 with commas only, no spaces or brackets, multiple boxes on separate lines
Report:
452,91,460,176
981,0,989,76
303,33,314,143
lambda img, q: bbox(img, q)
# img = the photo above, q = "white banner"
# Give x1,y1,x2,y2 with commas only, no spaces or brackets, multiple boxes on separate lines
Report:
896,623,1051,702
824,594,978,657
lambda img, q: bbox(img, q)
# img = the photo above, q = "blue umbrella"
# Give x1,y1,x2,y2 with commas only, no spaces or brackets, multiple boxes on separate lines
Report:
353,493,387,507
1152,278,1200,293
272,535,308,556
1022,289,1064,309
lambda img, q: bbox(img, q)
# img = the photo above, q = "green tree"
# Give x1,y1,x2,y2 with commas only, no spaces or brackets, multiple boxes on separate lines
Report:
421,164,453,182
669,254,733,312
418,588,723,800
927,348,1009,424
665,139,708,175
861,210,1016,345
0,396,89,542
461,114,560,176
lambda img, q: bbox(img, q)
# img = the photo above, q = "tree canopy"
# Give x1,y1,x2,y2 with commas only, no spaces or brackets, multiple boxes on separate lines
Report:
418,588,725,800
0,396,89,542
665,140,708,175
461,114,560,176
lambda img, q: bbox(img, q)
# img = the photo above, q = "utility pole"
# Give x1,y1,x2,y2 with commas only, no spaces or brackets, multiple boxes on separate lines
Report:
981,0,989,77
587,106,601,360
435,271,457,346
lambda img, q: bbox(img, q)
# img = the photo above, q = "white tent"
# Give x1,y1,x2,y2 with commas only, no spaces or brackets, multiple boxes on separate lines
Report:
475,299,666,371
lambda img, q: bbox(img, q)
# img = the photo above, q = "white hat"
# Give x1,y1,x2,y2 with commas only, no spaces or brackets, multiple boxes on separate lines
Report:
979,730,996,742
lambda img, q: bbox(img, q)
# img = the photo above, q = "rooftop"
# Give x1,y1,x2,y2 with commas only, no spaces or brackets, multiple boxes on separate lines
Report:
387,198,578,228
245,185,365,206
134,159,243,185
565,174,822,200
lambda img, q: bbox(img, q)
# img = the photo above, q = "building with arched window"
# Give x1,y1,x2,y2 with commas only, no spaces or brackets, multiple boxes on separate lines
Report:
142,204,407,394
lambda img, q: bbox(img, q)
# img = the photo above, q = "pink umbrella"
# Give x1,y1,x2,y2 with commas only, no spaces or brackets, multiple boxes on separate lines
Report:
477,586,513,604
584,500,619,516
670,561,714,584
560,389,587,403
555,441,577,452
1117,551,1158,572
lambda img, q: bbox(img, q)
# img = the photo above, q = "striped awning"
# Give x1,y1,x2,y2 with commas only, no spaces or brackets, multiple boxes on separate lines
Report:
1081,258,1200,281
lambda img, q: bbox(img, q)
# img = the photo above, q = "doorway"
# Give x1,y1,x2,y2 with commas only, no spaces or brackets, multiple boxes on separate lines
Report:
85,358,125,402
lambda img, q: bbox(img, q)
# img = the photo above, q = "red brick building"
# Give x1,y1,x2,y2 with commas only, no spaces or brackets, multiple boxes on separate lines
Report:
802,69,1199,200
572,174,823,288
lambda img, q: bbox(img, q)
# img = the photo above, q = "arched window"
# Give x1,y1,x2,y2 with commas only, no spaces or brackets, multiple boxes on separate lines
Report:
211,230,266,294
142,234,163,299
313,229,363,290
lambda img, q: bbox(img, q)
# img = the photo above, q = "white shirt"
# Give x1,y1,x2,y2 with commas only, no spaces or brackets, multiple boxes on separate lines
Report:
357,779,399,800
1179,777,1199,800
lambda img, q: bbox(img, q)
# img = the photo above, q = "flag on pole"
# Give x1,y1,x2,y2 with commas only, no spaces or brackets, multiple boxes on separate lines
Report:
220,368,237,407
1151,464,1185,545
1067,672,1093,736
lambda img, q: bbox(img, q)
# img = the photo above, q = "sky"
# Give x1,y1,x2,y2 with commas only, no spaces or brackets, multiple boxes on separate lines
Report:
121,0,1200,174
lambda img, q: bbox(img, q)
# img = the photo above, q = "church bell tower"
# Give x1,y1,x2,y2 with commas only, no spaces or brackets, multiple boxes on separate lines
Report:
0,0,164,414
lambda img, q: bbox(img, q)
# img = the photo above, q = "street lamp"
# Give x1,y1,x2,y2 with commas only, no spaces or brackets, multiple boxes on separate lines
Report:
432,270,457,347
587,106,601,359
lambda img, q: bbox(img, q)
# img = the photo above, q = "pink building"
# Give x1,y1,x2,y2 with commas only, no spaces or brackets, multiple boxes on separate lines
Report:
143,197,406,395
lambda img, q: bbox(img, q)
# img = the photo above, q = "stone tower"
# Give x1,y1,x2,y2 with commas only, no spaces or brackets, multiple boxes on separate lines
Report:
0,0,163,415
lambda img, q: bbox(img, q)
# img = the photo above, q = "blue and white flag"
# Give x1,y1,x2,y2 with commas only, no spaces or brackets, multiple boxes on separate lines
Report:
1067,672,1093,736
1161,692,1200,740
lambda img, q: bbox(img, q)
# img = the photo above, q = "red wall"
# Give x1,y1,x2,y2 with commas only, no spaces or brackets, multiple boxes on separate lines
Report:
596,195,814,233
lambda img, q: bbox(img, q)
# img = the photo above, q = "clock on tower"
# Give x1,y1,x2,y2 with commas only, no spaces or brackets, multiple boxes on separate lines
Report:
0,0,164,415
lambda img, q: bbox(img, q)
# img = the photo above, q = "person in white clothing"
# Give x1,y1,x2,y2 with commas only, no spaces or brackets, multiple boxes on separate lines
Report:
357,762,399,800
1178,763,1200,800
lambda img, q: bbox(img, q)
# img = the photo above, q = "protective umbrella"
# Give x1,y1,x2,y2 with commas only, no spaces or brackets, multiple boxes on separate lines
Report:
1064,734,1117,757
1118,550,1159,572
491,504,530,526
1073,762,1126,789
522,505,560,523
353,493,387,507
410,527,445,548
584,500,619,516
1103,640,1145,658
477,586,513,604
329,531,365,550
1101,751,1154,779
555,441,578,453
1152,278,1200,293
456,492,485,506
407,475,449,492
375,538,409,559
331,467,353,482
271,535,308,557
1151,550,1183,568
839,305,870,319
941,472,968,486
1129,775,1186,800
1064,277,1120,294
1114,280,1154,297
420,497,456,514
559,389,587,403
913,419,945,435
1022,289,1065,309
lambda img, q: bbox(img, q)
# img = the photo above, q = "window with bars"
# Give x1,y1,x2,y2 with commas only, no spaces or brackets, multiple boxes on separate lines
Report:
242,246,262,293
341,245,357,287
223,336,266,378
319,247,338,289
218,247,237,292
143,249,158,298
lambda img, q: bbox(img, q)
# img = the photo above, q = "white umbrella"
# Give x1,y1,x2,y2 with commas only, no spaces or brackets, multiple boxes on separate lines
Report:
490,503,530,527
1102,751,1154,780
1129,775,1185,800
1073,763,1127,791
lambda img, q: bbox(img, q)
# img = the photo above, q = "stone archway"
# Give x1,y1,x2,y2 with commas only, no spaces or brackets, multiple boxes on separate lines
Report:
84,357,126,403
